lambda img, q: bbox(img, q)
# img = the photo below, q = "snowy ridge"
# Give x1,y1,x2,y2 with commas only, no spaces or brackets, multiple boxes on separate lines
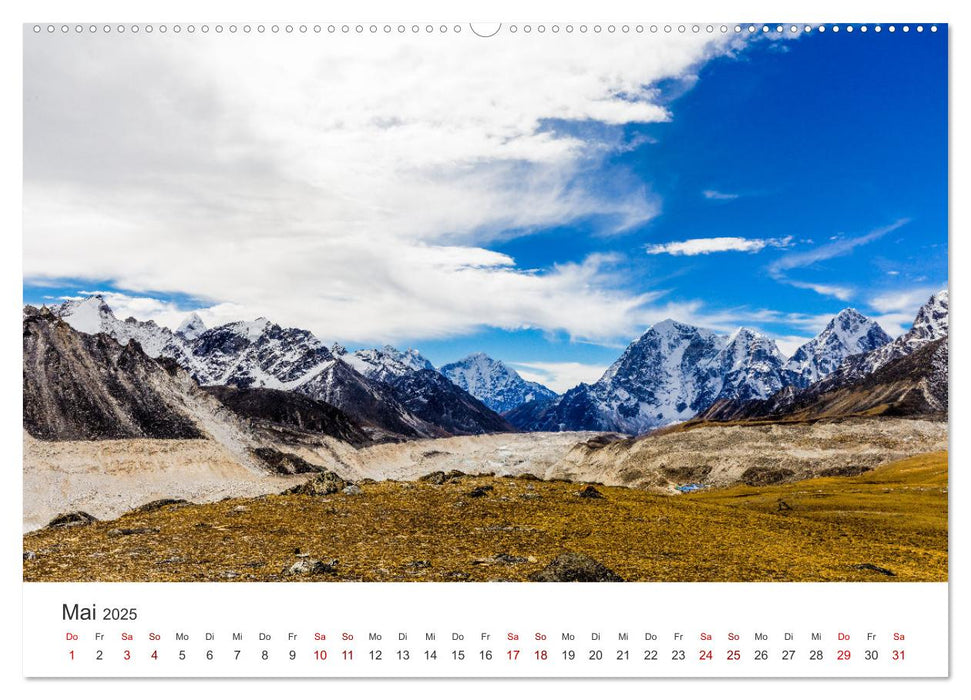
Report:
50,290,947,438
176,312,207,340
56,296,207,377
829,290,948,383
783,309,892,387
582,319,727,433
511,305,904,435
704,327,787,402
333,344,435,383
53,298,443,439
439,352,557,414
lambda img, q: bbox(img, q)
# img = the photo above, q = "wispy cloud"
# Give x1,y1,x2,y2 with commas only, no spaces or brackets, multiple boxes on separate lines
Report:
511,361,609,393
646,236,792,256
868,286,941,314
766,219,910,301
702,189,739,201
783,280,855,301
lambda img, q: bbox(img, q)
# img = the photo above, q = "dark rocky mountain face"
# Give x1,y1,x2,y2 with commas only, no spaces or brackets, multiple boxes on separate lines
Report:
505,385,609,432
189,321,335,388
503,396,558,430
387,369,515,436
293,360,448,441
23,310,203,441
23,308,382,453
202,385,372,447
185,321,443,442
333,344,435,383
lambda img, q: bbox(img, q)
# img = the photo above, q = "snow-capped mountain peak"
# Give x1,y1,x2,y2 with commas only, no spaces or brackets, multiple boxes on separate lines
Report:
909,289,949,342
335,344,435,383
704,327,786,402
568,321,727,433
54,295,201,370
55,295,113,335
176,312,207,340
722,327,785,370
648,318,681,334
440,353,556,414
834,289,948,381
600,320,721,384
224,317,273,342
783,308,891,387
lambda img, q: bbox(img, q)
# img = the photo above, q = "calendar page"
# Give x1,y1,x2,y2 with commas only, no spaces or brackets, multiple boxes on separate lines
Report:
21,16,950,681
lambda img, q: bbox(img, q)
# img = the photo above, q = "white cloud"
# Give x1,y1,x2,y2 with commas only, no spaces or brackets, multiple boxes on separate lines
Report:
773,335,814,358
866,285,945,337
784,280,855,301
646,236,792,256
23,31,755,346
869,313,917,339
868,286,940,314
702,189,739,201
766,219,910,301
511,361,610,393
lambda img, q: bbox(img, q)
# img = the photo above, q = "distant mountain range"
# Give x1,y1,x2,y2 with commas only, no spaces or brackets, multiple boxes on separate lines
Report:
505,299,930,434
45,297,510,441
440,353,558,414
27,288,947,442
700,291,948,423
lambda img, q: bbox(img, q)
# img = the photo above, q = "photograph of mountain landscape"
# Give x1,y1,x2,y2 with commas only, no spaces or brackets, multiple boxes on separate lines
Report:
22,25,947,582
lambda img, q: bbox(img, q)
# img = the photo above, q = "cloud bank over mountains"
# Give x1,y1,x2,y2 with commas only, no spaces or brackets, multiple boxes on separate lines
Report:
25,30,751,345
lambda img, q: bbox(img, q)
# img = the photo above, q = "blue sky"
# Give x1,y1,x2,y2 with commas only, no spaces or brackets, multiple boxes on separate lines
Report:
24,28,947,392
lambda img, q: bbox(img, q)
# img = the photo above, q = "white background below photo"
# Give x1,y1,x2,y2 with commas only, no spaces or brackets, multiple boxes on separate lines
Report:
4,0,966,698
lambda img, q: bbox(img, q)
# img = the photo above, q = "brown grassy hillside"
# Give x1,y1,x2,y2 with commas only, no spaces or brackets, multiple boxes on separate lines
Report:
23,452,947,583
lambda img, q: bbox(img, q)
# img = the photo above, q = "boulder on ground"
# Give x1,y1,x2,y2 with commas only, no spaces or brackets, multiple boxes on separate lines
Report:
420,470,467,485
575,485,604,499
740,466,795,486
529,552,623,582
284,557,339,576
819,464,873,478
46,511,98,529
281,470,349,496
134,498,190,513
